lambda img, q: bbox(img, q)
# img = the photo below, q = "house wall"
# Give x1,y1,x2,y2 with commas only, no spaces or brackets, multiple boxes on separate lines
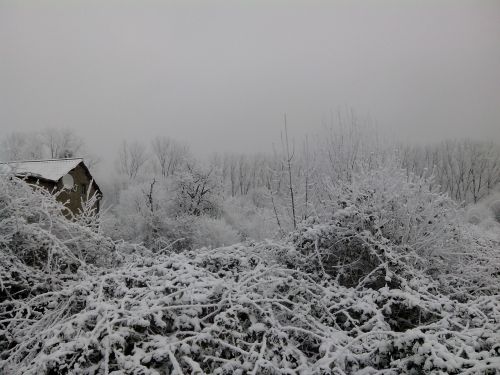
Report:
57,163,100,216
26,163,100,217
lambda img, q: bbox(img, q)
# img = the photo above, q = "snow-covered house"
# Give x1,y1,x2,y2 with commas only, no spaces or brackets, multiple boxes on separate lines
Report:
0,158,102,216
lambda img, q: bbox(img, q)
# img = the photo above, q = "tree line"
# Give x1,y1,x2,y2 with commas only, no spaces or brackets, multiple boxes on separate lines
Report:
1,124,499,249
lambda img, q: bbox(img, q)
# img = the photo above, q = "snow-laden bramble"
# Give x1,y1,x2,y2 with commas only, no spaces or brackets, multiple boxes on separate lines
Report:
1,172,499,374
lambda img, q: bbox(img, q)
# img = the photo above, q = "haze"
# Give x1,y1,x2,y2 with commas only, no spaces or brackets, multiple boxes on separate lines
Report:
1,0,499,163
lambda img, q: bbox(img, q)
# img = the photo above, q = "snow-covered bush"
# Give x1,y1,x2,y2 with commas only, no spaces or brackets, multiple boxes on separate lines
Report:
2,244,499,374
222,194,278,241
170,165,223,218
466,206,486,225
491,199,500,223
191,216,240,249
1,172,499,374
294,168,500,298
464,194,500,241
0,175,118,274
102,170,238,251
320,168,463,258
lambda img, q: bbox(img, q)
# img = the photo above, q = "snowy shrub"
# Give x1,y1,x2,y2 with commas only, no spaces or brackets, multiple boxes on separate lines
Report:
0,175,118,273
223,195,278,241
191,216,240,249
296,168,500,298
102,173,239,252
246,187,269,208
1,172,499,374
290,218,416,289
170,166,223,218
465,194,500,225
325,168,462,259
466,207,485,225
152,214,196,252
464,194,500,241
2,244,499,374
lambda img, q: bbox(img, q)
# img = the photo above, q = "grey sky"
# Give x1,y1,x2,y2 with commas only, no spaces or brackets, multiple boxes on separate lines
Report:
1,0,499,163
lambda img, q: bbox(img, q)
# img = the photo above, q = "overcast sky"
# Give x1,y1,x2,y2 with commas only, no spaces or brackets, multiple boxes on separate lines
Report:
1,0,499,162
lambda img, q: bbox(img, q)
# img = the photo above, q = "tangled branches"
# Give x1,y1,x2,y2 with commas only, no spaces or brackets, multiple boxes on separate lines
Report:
1,173,499,374
2,242,499,374
299,168,500,298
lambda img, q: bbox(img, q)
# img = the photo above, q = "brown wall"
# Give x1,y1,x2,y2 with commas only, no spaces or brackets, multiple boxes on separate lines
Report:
26,163,100,217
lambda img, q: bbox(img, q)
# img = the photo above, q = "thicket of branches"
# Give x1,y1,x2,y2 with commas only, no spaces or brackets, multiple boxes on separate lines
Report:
101,121,500,247
1,169,499,374
2,122,500,250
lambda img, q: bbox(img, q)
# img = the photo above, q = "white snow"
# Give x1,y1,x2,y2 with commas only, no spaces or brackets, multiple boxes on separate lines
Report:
1,157,83,182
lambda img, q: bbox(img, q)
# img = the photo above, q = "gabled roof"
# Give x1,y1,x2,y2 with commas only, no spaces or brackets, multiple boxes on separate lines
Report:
0,158,84,182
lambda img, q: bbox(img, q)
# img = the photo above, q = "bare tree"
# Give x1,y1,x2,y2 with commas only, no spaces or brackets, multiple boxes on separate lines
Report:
151,136,190,178
303,135,311,219
117,140,148,180
41,128,84,158
228,155,238,197
282,114,297,230
0,132,41,161
398,139,500,204
1,128,89,162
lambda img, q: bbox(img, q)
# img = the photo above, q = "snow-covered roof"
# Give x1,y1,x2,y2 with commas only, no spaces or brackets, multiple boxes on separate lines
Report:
0,158,84,182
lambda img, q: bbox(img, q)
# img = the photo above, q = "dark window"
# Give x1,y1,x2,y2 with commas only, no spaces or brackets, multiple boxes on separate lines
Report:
81,184,87,195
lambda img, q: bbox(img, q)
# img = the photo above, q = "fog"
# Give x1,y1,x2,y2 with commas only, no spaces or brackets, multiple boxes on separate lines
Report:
1,0,500,163
2,3,500,372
